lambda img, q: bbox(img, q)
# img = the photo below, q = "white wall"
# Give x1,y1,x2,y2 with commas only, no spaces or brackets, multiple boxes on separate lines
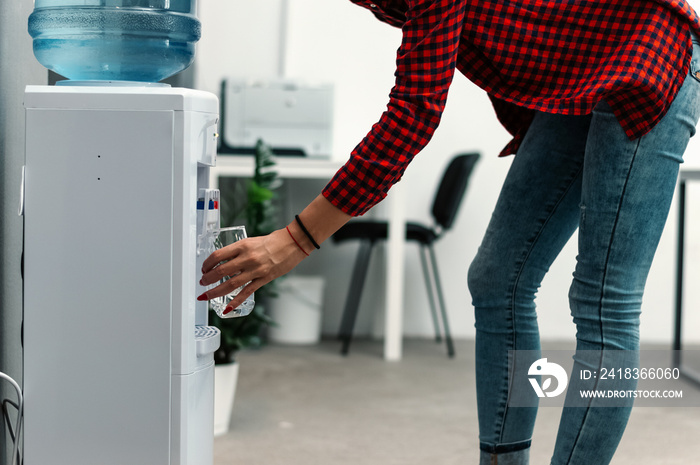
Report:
195,0,700,344
196,0,287,94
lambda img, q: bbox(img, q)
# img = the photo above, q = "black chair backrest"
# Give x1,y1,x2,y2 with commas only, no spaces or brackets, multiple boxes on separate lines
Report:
431,153,480,231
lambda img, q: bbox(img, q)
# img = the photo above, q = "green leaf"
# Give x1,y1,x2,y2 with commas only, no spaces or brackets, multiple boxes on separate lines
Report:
258,171,279,187
247,182,275,203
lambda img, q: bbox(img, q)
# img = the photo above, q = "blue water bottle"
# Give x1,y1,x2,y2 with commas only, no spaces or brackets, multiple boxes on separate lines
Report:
28,0,201,83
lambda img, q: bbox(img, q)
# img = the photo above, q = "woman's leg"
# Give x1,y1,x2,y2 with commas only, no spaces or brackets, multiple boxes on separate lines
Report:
549,36,700,465
468,111,592,465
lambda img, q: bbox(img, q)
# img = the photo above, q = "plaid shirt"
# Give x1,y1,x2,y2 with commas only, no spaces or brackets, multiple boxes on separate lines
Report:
322,0,700,216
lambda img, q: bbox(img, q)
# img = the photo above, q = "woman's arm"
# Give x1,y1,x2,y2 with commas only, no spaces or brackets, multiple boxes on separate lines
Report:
322,0,468,216
199,0,468,313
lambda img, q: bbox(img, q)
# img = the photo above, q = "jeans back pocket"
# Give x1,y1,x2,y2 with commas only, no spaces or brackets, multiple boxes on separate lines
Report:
690,32,700,83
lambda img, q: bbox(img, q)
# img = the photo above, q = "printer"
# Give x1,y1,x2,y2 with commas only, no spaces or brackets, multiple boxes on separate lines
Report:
220,78,334,158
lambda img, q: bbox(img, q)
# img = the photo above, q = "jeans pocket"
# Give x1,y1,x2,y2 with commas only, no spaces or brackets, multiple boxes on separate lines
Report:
690,59,700,84
690,34,700,84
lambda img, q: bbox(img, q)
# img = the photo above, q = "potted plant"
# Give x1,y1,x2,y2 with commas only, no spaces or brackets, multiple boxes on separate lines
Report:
210,139,280,435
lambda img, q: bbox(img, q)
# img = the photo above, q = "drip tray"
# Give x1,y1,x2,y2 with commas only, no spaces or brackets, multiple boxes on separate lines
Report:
195,325,221,357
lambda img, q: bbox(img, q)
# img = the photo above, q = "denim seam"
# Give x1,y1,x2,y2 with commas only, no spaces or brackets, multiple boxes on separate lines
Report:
496,160,585,446
565,136,642,464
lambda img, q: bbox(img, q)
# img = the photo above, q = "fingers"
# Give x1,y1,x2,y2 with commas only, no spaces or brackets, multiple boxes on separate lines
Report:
198,236,269,303
197,267,258,315
200,238,256,288
199,258,242,288
223,280,263,313
201,269,253,301
197,228,308,312
201,241,241,275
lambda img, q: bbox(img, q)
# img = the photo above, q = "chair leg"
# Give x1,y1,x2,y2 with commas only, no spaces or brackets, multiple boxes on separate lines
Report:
420,245,442,343
428,244,455,358
338,240,375,356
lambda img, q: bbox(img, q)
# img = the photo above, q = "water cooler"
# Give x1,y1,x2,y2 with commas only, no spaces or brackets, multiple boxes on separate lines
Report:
22,83,222,464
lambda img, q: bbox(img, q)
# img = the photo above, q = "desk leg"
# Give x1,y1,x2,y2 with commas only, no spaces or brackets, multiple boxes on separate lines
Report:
674,180,685,359
385,180,406,361
673,180,700,387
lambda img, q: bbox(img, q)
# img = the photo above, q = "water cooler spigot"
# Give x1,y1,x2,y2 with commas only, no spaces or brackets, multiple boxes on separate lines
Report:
196,188,221,257
195,188,220,325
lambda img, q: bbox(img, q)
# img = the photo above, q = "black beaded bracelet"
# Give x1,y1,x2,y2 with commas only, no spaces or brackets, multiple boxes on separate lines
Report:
295,214,321,249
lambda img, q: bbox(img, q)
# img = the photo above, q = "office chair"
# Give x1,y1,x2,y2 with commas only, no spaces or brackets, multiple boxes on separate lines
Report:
332,153,480,358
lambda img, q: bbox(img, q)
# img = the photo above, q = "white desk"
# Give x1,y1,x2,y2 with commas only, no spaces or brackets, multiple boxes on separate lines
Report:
211,155,407,361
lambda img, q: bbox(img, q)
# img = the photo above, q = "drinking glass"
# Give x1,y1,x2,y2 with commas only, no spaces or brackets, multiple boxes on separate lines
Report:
209,226,255,318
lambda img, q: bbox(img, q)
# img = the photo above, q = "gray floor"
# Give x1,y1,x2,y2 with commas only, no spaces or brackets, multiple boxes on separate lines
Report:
215,339,700,465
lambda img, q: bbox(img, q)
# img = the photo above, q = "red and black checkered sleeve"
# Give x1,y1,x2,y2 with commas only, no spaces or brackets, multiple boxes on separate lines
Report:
322,0,468,216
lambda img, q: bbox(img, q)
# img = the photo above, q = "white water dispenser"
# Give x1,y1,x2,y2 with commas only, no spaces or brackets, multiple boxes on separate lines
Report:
22,84,222,465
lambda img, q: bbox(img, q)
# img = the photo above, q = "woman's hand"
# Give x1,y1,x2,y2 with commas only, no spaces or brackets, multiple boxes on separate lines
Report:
198,227,308,313
198,194,352,314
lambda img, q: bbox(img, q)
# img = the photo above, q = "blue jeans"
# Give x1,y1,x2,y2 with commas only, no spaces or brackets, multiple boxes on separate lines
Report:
468,36,700,465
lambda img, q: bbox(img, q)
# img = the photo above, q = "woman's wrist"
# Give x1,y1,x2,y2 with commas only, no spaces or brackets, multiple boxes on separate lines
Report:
285,219,315,256
285,224,310,257
293,194,352,245
295,214,321,250
281,194,353,258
